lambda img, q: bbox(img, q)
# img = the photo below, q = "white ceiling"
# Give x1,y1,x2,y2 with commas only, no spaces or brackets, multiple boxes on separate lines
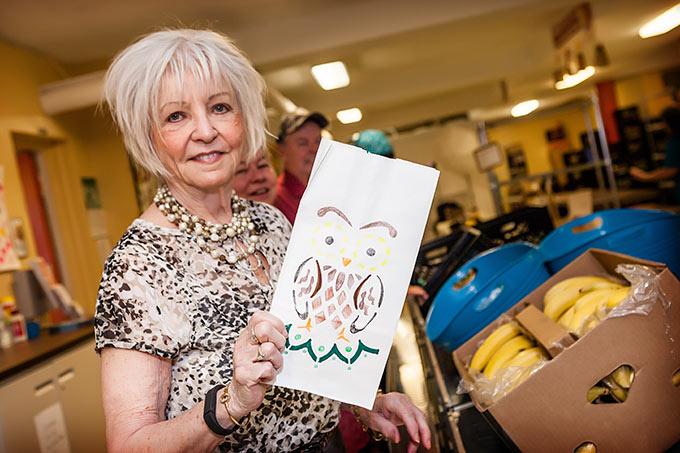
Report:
1,0,678,137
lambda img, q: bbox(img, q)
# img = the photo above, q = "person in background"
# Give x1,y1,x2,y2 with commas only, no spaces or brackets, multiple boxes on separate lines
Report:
96,28,430,453
274,111,329,223
630,106,680,204
233,148,278,205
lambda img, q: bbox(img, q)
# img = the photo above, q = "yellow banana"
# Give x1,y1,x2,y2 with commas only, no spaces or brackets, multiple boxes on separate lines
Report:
469,322,521,372
570,288,619,334
611,365,634,389
483,335,533,378
503,347,546,369
557,306,574,329
543,276,621,321
604,377,628,402
575,442,597,453
586,385,609,403
573,287,622,312
606,287,631,309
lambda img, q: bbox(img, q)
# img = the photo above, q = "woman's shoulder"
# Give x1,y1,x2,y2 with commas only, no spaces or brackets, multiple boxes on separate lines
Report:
105,219,178,270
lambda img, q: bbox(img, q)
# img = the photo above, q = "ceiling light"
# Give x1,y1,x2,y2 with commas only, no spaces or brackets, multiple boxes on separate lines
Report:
511,100,539,117
555,66,595,90
639,3,680,38
336,108,362,124
311,61,350,90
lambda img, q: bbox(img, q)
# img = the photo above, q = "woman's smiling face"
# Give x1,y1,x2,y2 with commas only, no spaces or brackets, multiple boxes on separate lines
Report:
153,73,244,193
233,149,278,204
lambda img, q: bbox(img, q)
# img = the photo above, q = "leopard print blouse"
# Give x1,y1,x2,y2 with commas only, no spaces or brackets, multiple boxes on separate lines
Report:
94,200,340,452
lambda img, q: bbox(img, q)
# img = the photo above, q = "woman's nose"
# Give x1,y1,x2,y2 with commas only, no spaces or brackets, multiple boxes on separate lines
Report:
192,112,218,143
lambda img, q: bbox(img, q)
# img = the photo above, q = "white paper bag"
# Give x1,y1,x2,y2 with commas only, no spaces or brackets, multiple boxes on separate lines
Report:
270,139,439,408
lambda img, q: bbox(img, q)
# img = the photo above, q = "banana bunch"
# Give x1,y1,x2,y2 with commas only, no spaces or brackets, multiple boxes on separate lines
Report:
587,365,635,404
543,276,630,336
469,322,547,386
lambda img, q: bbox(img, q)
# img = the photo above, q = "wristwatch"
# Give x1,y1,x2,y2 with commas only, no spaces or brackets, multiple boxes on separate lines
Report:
203,384,235,436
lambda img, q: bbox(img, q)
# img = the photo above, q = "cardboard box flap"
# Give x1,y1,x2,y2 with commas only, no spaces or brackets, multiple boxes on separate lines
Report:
515,305,574,358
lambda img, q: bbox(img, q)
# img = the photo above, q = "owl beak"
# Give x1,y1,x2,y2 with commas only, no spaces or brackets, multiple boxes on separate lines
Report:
342,257,352,267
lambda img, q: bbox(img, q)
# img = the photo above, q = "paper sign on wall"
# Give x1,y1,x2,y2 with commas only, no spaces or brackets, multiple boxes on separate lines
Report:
0,167,21,272
270,139,439,408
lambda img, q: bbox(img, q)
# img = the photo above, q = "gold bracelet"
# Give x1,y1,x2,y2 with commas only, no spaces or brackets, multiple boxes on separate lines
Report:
219,384,247,428
351,390,385,441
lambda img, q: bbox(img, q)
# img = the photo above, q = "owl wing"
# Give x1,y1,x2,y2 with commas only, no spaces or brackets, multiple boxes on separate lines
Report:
350,274,384,334
292,257,322,319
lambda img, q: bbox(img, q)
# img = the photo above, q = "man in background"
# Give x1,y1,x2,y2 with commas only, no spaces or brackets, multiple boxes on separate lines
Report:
274,111,329,222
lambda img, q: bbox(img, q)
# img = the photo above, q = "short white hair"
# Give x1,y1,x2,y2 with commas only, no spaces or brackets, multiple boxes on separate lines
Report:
103,29,267,178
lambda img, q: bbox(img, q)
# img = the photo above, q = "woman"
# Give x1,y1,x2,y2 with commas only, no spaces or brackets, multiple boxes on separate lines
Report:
233,149,278,205
96,29,430,453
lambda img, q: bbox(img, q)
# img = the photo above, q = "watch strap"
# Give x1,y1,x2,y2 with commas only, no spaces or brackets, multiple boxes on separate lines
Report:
203,384,235,436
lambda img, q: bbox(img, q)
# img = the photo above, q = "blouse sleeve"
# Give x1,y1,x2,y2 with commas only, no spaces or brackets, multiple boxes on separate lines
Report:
94,245,192,359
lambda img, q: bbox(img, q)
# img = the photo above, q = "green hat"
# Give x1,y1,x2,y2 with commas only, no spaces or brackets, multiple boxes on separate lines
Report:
351,129,394,158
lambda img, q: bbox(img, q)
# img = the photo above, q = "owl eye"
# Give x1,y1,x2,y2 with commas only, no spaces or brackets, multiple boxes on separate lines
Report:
366,248,376,256
325,236,334,245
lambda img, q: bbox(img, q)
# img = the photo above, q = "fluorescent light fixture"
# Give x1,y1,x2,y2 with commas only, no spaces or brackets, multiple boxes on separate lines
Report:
336,108,362,124
511,99,539,117
311,61,350,90
555,66,595,90
639,3,680,38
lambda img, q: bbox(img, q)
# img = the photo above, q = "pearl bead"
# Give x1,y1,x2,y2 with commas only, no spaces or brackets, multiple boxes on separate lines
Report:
181,214,189,222
197,237,205,246
227,254,237,264
168,214,176,222
194,224,203,234
211,250,220,259
249,235,259,243
247,246,255,254
179,222,187,230
248,223,255,230
226,228,236,238
210,233,220,242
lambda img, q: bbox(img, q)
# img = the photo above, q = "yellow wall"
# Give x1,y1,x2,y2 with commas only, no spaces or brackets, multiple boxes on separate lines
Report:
0,40,136,315
487,106,595,183
615,71,675,119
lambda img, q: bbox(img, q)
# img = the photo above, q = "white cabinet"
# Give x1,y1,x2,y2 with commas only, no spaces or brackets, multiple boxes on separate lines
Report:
0,340,105,453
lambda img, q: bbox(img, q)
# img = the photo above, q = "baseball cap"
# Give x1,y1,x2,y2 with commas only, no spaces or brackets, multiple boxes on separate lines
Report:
351,129,394,158
276,111,329,143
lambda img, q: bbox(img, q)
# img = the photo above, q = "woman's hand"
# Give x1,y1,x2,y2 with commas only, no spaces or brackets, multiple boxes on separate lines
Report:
229,310,287,419
356,392,431,452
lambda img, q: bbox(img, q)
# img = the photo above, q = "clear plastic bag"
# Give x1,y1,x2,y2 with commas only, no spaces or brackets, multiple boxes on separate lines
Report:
457,358,547,408
572,264,669,337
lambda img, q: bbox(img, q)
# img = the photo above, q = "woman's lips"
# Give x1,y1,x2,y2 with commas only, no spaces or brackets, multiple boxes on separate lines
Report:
249,187,270,196
191,151,224,163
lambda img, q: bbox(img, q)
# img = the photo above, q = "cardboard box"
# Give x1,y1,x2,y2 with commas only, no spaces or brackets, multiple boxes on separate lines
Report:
453,249,680,452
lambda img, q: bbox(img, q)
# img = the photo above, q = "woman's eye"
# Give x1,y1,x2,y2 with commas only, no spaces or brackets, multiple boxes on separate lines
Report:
325,236,334,245
213,103,231,114
167,112,184,123
366,248,376,256
235,168,247,175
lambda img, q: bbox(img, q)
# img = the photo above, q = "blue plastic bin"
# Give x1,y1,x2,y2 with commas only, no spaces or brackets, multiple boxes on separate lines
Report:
425,242,550,351
539,209,680,276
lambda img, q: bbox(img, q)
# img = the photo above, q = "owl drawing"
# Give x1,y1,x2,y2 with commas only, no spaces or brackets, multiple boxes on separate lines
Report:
292,206,398,344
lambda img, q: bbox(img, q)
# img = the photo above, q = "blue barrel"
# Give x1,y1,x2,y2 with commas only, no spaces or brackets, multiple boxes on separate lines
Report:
539,209,680,276
425,242,550,351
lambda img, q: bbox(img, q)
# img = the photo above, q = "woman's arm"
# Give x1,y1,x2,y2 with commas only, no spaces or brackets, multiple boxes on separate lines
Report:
100,310,286,453
101,348,230,453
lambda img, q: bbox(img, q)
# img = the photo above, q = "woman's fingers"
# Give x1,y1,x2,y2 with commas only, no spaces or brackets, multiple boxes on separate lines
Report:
249,311,287,338
253,322,287,351
369,415,400,444
255,342,283,370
